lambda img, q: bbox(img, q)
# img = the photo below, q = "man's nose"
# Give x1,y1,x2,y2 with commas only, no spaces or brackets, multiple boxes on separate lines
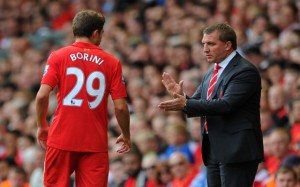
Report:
203,45,209,53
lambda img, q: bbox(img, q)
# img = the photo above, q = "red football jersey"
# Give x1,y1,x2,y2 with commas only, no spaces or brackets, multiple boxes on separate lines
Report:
41,42,127,152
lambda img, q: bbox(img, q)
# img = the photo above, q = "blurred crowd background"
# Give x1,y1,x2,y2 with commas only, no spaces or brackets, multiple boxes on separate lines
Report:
0,0,300,186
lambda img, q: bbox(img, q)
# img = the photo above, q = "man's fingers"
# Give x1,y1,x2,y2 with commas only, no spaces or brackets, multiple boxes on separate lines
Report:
115,138,121,144
117,144,130,153
158,98,182,111
162,72,173,84
159,99,174,106
162,80,167,87
173,93,179,98
179,80,184,88
174,93,183,99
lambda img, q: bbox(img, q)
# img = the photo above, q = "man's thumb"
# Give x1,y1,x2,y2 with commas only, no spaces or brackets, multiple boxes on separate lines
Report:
179,80,184,87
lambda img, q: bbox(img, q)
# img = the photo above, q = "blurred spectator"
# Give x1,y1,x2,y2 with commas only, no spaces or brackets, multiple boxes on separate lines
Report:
289,47,300,64
266,60,285,86
141,153,161,187
243,45,264,68
282,154,300,180
129,113,151,137
297,79,300,99
246,14,268,45
148,31,168,68
261,77,271,110
260,109,273,134
134,130,162,156
267,166,299,187
261,25,281,58
278,2,300,35
0,160,9,183
275,166,299,187
159,122,195,164
179,68,202,97
108,158,127,187
268,84,289,128
155,160,173,187
16,134,35,177
29,146,45,187
168,152,198,187
1,130,22,167
0,158,15,183
131,96,147,114
0,167,30,187
169,44,193,71
122,145,149,187
279,29,300,61
283,66,300,99
263,132,273,160
186,117,203,168
46,1,75,30
289,98,300,150
266,128,298,175
150,114,167,143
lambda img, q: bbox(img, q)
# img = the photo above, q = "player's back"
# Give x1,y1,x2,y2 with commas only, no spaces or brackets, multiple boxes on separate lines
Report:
42,42,127,152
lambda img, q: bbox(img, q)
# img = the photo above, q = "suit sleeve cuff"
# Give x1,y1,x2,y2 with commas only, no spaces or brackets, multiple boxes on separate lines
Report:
182,94,188,113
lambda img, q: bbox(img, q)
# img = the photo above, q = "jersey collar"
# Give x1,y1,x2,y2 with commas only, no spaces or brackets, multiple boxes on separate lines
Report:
72,42,102,50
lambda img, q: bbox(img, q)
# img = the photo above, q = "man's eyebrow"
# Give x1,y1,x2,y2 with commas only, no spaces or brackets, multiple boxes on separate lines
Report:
202,41,215,44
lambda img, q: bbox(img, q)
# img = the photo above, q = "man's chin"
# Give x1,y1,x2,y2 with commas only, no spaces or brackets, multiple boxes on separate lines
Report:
206,59,214,63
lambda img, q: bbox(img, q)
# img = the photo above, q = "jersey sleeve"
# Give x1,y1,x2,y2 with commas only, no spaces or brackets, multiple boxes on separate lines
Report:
41,52,60,88
109,61,127,100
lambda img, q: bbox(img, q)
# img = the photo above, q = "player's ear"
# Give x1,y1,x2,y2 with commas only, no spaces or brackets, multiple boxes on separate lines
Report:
92,30,103,37
92,29,99,37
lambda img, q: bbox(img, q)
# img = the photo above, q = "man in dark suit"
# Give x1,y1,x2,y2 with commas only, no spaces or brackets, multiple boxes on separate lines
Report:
158,23,264,187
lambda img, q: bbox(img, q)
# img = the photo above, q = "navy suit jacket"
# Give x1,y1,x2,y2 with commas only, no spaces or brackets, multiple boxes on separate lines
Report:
184,53,264,165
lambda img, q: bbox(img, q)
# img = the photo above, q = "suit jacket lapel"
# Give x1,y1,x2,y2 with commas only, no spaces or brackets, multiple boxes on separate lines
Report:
210,53,241,99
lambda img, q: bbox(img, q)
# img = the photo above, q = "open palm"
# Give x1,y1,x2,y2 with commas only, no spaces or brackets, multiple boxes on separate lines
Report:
162,72,184,96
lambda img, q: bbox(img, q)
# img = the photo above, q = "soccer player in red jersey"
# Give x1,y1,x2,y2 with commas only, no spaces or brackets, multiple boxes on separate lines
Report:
35,10,131,187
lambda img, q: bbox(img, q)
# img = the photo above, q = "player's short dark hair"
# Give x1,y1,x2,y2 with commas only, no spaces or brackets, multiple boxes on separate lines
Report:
72,10,105,38
203,23,237,50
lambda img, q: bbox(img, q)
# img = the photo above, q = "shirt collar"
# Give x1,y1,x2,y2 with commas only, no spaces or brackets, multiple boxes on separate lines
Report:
217,51,236,69
72,42,102,50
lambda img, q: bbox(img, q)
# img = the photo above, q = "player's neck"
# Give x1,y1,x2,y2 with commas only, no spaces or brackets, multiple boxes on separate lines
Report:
75,37,96,45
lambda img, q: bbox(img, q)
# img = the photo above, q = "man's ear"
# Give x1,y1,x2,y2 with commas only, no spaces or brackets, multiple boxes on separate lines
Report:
225,41,232,51
92,30,99,38
92,30,104,38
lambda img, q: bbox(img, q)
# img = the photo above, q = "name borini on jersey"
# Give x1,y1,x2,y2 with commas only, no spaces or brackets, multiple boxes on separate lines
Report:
69,52,104,65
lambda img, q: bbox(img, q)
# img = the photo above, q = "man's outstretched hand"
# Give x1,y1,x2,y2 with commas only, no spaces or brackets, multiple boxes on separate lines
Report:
158,93,187,111
162,72,184,97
